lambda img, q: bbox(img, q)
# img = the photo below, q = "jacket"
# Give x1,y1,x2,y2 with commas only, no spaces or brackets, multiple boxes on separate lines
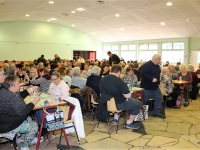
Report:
80,86,99,112
96,93,113,123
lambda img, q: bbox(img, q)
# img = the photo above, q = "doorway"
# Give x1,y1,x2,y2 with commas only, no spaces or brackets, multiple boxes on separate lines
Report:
73,51,96,61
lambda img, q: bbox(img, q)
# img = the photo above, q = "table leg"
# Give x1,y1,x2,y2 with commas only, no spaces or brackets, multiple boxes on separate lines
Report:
36,112,46,150
179,84,185,109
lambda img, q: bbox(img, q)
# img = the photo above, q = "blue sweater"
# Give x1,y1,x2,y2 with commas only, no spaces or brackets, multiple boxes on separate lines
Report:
140,60,160,90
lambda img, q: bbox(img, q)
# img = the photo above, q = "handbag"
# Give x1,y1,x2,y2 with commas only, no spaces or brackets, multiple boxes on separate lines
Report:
44,106,64,131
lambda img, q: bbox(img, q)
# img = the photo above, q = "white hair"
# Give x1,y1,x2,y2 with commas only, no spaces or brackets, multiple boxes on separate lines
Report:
188,64,194,71
72,67,81,76
89,66,101,75
161,67,169,74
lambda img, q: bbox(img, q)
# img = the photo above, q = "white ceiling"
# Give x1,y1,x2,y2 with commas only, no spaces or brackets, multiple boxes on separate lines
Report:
1,0,200,42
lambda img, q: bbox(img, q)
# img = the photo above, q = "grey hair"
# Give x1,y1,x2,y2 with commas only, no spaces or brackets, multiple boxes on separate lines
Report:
72,67,81,76
89,66,101,75
188,64,194,71
161,67,169,74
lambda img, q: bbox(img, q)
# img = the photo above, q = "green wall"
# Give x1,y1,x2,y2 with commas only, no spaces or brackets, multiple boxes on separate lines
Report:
0,21,103,61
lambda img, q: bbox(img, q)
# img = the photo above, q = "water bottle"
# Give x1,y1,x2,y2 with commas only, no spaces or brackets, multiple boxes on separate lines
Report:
55,93,59,103
179,76,182,81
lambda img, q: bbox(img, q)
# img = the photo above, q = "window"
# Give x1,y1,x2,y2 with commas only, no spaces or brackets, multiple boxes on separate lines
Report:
149,43,158,50
139,44,148,50
162,43,172,49
139,51,158,61
129,44,136,50
121,45,128,50
112,45,118,50
162,51,183,63
121,51,136,61
173,42,184,49
105,45,111,51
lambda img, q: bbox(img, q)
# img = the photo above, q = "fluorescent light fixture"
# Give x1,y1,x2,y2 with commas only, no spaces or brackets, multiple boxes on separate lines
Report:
161,22,165,25
77,8,85,11
25,14,30,17
115,14,120,17
51,18,56,20
48,1,54,4
92,32,95,34
166,2,172,6
71,11,75,13
120,28,124,31
72,24,75,27
47,20,51,22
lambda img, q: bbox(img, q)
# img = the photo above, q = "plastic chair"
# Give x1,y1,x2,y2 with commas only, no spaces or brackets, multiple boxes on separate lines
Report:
97,98,126,135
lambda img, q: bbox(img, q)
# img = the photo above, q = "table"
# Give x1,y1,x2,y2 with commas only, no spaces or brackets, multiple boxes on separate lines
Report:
24,93,68,150
130,87,145,120
172,80,188,108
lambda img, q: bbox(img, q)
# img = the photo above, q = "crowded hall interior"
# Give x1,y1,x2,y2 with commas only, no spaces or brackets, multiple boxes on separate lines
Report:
1,0,200,150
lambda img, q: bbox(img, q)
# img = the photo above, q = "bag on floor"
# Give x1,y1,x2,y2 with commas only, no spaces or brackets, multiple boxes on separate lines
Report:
134,105,148,121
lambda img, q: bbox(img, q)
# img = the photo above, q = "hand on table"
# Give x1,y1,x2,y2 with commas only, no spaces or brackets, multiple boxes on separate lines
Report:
32,96,40,106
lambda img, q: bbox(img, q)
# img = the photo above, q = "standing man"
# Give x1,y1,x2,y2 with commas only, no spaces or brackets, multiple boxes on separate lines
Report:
107,51,120,66
37,54,46,64
141,54,166,119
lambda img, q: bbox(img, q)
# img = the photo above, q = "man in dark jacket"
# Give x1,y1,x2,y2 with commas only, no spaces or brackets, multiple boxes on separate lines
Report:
141,54,165,119
37,54,46,64
107,51,120,66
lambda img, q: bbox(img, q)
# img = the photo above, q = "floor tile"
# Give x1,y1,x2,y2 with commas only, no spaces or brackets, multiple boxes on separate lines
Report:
146,129,181,139
189,124,200,134
128,138,150,147
143,121,167,131
80,138,132,150
141,135,154,139
129,146,144,150
188,135,200,147
164,117,183,123
147,136,178,147
94,123,113,133
196,133,200,140
167,122,191,135
165,110,190,117
183,111,200,120
84,131,110,143
179,116,200,124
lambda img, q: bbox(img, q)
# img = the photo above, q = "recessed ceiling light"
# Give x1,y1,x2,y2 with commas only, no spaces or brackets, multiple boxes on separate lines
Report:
166,2,172,6
115,14,120,17
51,18,56,20
47,20,51,22
72,24,75,27
186,19,191,22
25,14,30,17
48,1,54,4
71,11,75,13
161,22,165,25
120,28,124,31
62,13,69,16
77,8,85,11
96,1,106,4
92,32,95,34
137,26,141,29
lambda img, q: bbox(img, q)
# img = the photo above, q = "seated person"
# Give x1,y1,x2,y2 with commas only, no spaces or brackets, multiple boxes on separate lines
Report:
188,64,198,100
71,67,86,89
15,63,25,80
177,64,193,107
58,67,71,86
99,64,141,129
133,63,141,81
86,66,102,99
81,63,90,79
121,67,139,90
30,68,52,93
0,68,5,84
168,64,179,80
100,64,110,77
160,67,180,107
0,75,40,150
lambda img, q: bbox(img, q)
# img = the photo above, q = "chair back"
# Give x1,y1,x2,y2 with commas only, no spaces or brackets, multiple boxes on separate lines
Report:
91,94,98,104
159,83,165,96
59,105,70,122
107,98,122,113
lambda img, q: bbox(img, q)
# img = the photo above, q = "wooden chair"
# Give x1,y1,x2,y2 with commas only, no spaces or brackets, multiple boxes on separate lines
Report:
59,103,80,146
97,98,126,135
91,94,99,123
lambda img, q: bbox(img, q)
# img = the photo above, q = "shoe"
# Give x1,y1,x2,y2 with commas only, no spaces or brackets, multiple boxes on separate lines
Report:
184,102,189,107
111,119,118,124
124,122,139,129
30,137,44,146
16,135,24,144
154,114,166,119
21,147,29,150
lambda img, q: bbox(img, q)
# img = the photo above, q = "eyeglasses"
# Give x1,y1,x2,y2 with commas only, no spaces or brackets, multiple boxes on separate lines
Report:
51,78,58,81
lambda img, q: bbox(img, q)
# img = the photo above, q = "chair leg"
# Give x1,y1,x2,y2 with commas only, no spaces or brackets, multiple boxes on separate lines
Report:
116,116,120,135
62,128,70,148
13,135,18,150
97,121,99,129
59,129,63,145
107,113,110,125
73,122,80,144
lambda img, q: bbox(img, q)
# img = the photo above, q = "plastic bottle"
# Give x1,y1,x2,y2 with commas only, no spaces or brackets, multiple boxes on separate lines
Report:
55,93,59,103
179,76,182,81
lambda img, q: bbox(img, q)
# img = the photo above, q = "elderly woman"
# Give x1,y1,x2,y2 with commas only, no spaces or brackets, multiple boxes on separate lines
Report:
177,64,193,107
71,67,86,89
0,75,40,150
86,66,102,99
121,67,139,90
58,67,71,86
188,64,198,100
30,68,51,93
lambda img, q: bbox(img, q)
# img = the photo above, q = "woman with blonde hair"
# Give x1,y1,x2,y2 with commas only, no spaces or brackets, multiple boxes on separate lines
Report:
177,64,193,107
58,66,71,86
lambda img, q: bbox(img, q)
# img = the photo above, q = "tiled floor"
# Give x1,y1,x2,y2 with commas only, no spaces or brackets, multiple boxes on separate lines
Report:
1,98,200,150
